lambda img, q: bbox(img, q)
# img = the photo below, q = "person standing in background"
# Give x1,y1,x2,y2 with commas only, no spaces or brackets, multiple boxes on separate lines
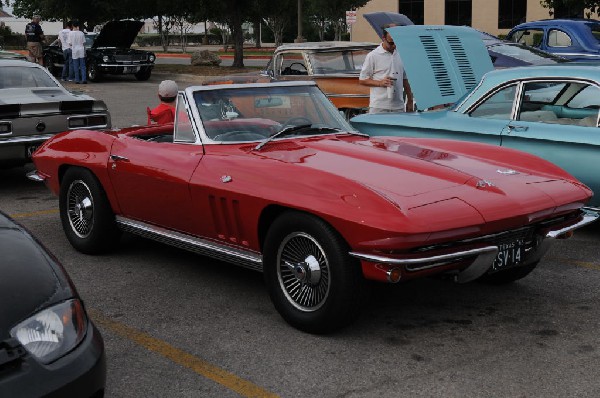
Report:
359,25,414,113
58,21,73,81
68,20,87,84
25,15,45,66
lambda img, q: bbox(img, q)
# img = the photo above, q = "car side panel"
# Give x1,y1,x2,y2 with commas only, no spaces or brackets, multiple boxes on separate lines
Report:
351,111,507,146
500,121,600,206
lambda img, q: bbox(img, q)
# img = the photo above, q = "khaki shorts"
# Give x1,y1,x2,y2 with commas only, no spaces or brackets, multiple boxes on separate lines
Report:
27,42,43,59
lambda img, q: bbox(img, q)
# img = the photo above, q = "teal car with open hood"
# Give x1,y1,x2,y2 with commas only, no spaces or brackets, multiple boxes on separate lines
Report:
351,25,600,210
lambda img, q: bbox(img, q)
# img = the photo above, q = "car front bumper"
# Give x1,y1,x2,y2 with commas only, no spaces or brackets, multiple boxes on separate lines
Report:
351,210,599,283
0,320,106,398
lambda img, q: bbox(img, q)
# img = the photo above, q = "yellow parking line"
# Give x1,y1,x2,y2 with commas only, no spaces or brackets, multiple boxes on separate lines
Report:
88,309,279,398
568,260,600,271
10,208,59,219
551,257,600,271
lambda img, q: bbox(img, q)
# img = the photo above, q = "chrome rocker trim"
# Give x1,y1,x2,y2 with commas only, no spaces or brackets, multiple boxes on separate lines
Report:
115,216,263,271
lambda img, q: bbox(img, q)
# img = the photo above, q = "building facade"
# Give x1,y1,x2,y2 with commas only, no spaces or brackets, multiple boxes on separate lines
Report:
352,0,599,42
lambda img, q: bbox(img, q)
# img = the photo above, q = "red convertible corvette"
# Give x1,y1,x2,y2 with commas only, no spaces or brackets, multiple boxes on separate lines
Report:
29,81,597,333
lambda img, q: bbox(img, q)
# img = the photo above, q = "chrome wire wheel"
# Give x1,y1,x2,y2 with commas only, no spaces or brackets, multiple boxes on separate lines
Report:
277,232,330,312
66,179,94,239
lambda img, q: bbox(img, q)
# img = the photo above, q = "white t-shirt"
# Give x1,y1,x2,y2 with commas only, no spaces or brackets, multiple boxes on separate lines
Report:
58,28,71,51
68,30,86,59
359,44,407,111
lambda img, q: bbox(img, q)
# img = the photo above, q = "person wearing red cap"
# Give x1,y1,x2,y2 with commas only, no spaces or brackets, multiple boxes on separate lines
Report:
148,80,179,124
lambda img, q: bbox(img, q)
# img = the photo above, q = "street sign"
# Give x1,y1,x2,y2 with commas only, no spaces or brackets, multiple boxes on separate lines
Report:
346,10,357,24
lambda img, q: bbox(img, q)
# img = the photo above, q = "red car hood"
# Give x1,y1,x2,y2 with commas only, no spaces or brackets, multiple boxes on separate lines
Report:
251,136,589,222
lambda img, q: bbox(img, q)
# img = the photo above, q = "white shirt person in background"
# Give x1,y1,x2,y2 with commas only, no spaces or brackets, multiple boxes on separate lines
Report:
57,20,73,81
359,26,414,113
68,20,87,84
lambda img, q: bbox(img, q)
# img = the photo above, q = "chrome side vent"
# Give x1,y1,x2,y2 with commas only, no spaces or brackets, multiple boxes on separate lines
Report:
209,195,249,246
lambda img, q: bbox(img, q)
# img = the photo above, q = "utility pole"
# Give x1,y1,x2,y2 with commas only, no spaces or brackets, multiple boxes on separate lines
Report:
294,0,305,43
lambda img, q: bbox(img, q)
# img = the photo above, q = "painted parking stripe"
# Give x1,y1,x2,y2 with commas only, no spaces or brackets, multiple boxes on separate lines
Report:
88,309,279,398
10,208,59,219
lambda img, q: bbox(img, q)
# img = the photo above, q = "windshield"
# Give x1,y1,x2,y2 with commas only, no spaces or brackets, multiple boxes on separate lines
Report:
85,34,96,49
0,66,58,89
308,49,372,74
193,85,353,142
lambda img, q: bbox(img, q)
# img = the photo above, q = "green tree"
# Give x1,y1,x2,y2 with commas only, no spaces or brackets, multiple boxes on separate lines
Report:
307,0,368,41
540,0,600,17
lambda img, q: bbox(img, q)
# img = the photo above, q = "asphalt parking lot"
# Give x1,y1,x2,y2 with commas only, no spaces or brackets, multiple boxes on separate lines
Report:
3,74,600,397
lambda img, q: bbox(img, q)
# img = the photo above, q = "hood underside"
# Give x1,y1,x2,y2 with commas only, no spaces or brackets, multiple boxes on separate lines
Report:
93,20,144,49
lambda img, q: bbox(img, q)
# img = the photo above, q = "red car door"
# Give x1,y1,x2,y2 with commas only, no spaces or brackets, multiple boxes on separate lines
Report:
108,136,203,233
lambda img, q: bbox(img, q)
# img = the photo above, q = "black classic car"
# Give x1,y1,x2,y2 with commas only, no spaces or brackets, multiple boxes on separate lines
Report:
44,20,155,82
0,211,106,397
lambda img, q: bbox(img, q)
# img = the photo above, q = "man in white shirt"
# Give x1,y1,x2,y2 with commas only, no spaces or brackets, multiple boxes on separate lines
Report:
58,21,73,81
68,20,87,84
359,26,414,114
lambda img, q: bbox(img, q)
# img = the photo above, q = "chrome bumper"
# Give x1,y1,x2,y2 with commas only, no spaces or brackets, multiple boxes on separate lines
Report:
350,210,599,284
0,134,54,145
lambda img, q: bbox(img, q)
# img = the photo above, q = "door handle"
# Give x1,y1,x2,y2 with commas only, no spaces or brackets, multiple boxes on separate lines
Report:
506,124,528,134
110,154,129,162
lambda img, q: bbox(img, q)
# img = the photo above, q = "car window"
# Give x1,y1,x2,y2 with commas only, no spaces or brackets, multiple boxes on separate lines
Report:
308,50,371,74
174,94,197,143
511,29,544,47
585,22,600,43
0,66,59,89
469,85,516,120
276,52,308,76
519,81,599,127
548,30,572,47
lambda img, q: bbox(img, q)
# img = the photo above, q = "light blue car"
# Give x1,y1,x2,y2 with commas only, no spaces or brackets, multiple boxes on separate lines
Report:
351,25,600,209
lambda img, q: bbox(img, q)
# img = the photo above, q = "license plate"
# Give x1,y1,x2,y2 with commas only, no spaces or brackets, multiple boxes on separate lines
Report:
492,239,524,271
124,66,140,73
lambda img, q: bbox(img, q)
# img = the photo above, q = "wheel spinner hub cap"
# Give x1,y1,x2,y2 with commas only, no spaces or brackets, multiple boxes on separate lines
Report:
277,232,330,312
67,180,94,238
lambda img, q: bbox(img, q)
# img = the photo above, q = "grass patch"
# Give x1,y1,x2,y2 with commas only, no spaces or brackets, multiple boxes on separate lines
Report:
153,64,262,76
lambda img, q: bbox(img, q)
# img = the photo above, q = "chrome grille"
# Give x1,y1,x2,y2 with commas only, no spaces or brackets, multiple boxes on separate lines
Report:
114,54,147,62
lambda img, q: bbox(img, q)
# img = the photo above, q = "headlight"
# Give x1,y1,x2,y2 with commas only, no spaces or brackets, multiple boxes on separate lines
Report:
102,55,109,62
149,54,155,62
11,299,88,364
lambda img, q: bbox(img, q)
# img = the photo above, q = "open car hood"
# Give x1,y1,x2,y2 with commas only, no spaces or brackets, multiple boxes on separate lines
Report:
92,20,144,49
387,25,494,110
362,11,414,38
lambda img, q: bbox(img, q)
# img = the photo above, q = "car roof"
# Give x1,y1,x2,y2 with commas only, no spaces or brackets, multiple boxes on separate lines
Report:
514,18,600,28
481,63,600,86
275,41,377,52
0,59,42,67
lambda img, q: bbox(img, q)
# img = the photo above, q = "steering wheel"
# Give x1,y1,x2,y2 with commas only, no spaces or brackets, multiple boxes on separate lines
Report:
212,131,267,142
282,117,312,127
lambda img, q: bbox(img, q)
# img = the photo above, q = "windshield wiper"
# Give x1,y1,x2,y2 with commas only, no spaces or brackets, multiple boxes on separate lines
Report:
254,124,311,151
254,124,363,151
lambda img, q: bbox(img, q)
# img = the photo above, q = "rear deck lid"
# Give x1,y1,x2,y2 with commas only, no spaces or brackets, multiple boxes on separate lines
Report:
387,25,494,109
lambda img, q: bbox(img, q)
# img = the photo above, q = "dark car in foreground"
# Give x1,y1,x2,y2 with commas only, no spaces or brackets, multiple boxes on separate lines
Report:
44,20,155,82
507,19,600,62
0,59,110,167
0,211,106,398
